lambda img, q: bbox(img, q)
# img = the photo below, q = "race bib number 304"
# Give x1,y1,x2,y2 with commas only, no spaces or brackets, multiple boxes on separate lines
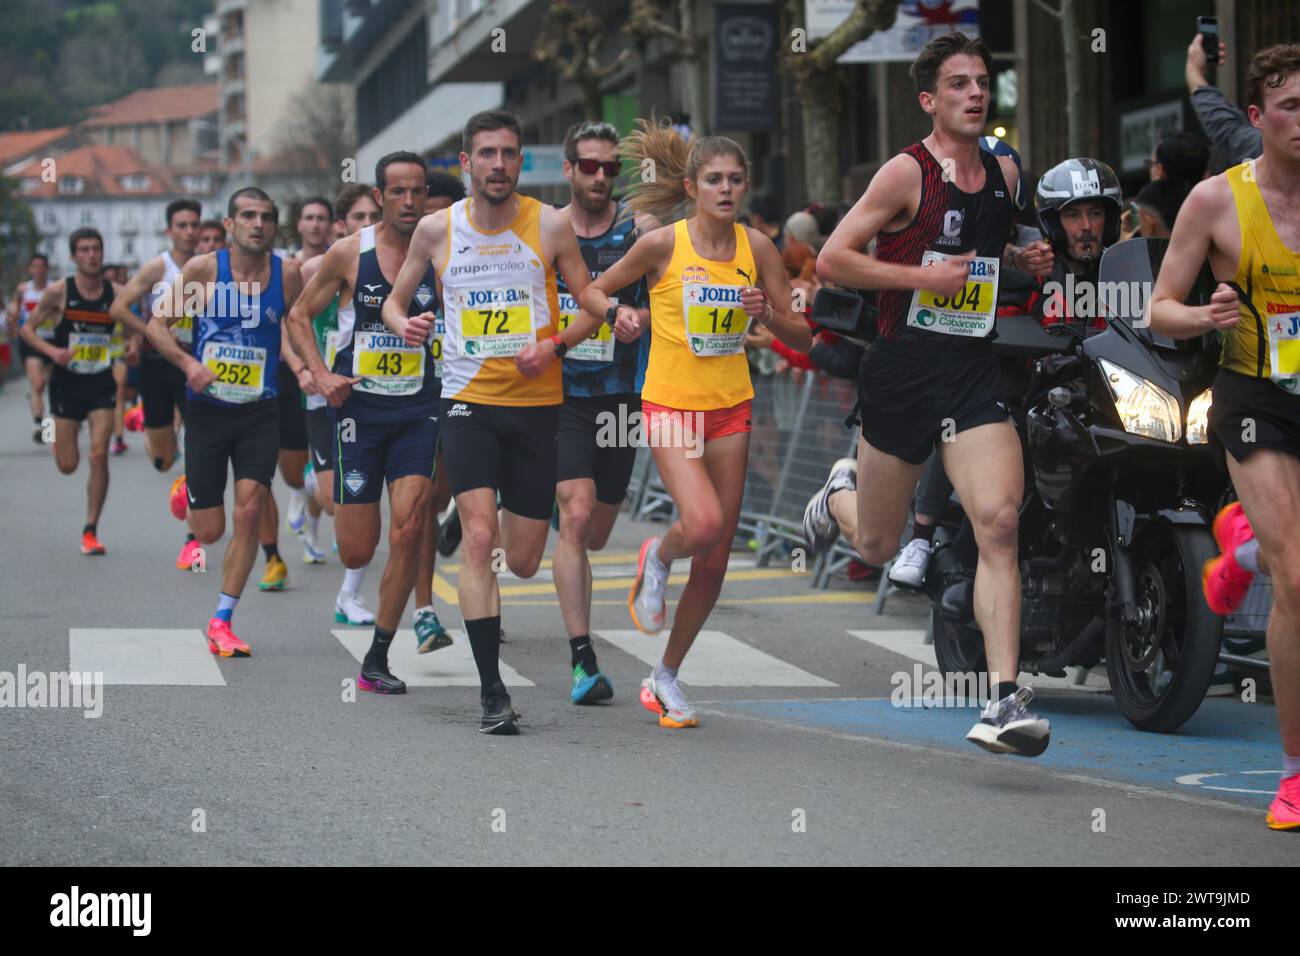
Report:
907,251,1000,338
558,293,614,362
201,341,266,403
457,286,534,358
352,330,425,396
1268,310,1300,394
69,332,111,374
683,283,750,356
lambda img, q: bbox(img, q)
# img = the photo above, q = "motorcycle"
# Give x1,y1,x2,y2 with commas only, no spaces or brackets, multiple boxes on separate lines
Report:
813,238,1228,732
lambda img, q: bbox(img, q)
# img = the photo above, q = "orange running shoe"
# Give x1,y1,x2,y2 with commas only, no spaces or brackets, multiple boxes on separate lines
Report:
124,404,145,432
1266,774,1300,831
80,531,106,555
206,618,251,657
176,537,202,571
1202,502,1255,615
169,475,189,521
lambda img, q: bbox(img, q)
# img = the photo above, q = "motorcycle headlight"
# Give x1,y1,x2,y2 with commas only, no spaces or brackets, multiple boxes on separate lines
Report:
1186,387,1213,445
1099,359,1182,443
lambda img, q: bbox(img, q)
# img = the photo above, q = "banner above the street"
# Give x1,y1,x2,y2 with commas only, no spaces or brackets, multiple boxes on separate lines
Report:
807,0,981,64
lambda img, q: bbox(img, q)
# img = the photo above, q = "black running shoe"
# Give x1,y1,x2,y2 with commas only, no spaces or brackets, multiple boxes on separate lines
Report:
358,660,407,695
437,508,462,558
479,681,520,735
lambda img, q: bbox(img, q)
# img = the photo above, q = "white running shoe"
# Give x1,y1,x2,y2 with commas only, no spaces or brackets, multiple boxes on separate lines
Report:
802,457,857,554
639,672,699,728
334,592,375,626
887,538,932,588
965,686,1051,757
286,490,306,534
299,525,326,564
629,537,669,633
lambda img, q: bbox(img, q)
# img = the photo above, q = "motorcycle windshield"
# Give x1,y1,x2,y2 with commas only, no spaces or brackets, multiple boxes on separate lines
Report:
1098,238,1216,354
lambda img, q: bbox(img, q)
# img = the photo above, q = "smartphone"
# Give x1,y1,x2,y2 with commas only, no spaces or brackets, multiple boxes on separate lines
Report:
1198,16,1220,65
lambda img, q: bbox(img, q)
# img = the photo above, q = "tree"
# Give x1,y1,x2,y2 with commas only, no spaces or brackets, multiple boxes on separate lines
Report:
624,0,709,136
0,176,39,293
1028,0,1085,157
532,0,632,121
785,0,902,204
271,83,357,200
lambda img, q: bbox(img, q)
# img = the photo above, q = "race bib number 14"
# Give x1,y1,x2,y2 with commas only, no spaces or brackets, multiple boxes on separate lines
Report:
683,283,750,356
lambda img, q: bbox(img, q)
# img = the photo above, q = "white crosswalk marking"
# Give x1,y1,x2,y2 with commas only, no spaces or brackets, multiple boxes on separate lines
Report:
847,629,1110,692
69,629,226,686
594,630,836,687
331,629,535,687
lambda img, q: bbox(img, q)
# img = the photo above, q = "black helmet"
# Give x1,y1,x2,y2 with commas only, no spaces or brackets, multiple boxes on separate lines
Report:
1034,158,1124,251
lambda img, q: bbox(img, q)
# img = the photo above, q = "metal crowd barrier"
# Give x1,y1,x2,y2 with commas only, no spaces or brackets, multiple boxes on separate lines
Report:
623,365,867,591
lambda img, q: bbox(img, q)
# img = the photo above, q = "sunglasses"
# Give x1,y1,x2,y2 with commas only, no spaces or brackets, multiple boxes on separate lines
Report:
571,158,622,178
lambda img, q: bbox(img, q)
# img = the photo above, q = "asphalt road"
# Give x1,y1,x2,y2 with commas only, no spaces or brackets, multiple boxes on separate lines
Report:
0,379,1291,866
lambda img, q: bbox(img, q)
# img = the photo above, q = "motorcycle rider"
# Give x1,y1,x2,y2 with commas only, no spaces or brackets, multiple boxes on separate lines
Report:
1026,157,1125,331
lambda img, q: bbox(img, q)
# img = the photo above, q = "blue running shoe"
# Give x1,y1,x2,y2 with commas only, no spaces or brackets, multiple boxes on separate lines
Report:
571,662,613,705
415,608,452,654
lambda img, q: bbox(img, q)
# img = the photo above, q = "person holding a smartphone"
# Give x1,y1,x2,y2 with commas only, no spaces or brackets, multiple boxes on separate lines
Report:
1186,27,1262,164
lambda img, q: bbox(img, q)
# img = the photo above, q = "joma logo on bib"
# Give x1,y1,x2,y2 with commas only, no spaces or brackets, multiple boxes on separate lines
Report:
685,286,742,305
209,344,261,361
463,287,529,308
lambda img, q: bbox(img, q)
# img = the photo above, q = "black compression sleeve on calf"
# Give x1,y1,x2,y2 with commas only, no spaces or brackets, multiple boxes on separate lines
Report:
466,616,503,692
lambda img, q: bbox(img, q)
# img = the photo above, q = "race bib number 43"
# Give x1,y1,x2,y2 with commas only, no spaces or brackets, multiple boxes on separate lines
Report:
457,286,534,358
907,251,1000,338
683,283,750,356
558,293,614,363
352,330,424,396
201,341,266,403
69,332,111,374
1268,310,1300,394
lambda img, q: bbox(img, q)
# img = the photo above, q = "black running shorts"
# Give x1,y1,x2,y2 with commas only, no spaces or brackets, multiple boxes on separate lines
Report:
557,393,640,505
19,340,52,366
277,363,308,452
855,345,1011,465
49,368,115,422
439,399,559,521
1210,367,1300,463
305,407,335,471
139,356,188,429
184,398,279,510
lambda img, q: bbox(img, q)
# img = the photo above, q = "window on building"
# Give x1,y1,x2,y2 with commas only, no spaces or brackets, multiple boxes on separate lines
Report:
79,210,94,227
119,174,150,192
42,209,58,227
123,239,134,257
357,16,428,145
58,176,85,195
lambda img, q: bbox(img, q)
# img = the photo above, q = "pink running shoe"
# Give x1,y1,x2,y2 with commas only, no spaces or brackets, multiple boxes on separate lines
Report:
206,618,251,657
169,475,189,522
124,404,145,432
1267,775,1300,832
176,538,202,571
1202,502,1255,615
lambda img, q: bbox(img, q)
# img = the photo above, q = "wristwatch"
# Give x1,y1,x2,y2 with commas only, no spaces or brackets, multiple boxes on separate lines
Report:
604,305,619,328
550,333,568,357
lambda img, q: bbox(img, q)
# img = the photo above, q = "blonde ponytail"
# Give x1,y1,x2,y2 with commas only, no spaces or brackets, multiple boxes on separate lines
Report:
621,116,750,224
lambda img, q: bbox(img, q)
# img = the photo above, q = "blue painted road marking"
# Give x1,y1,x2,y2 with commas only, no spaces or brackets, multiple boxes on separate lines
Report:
721,695,1280,803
